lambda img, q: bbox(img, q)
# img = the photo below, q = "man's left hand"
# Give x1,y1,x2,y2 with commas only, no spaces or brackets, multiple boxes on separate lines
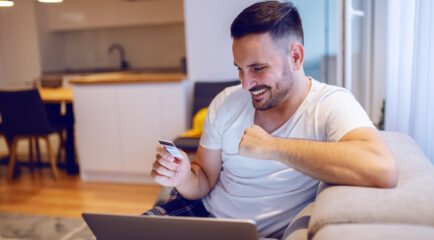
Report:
239,125,276,160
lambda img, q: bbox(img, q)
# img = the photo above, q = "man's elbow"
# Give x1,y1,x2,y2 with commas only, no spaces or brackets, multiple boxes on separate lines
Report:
374,156,398,188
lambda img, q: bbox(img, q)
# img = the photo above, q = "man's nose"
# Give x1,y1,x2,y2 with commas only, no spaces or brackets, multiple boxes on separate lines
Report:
240,72,256,90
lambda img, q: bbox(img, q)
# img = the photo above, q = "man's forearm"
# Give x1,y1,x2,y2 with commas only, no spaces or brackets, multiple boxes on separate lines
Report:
175,146,222,200
269,131,397,188
175,163,214,200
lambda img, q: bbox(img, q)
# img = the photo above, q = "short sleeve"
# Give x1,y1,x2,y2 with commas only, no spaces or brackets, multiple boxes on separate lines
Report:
319,90,375,141
199,95,223,150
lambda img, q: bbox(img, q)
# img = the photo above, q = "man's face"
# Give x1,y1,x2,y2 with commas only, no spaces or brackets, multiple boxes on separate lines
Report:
233,33,294,111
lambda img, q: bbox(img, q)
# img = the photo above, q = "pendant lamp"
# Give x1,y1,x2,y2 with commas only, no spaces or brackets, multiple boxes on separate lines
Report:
0,0,14,7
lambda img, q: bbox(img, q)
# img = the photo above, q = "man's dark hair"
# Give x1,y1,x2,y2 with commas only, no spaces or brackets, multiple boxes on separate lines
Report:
231,1,304,45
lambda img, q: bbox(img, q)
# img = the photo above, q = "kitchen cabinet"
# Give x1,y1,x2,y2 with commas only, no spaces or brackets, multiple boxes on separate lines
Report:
45,0,184,32
72,73,187,183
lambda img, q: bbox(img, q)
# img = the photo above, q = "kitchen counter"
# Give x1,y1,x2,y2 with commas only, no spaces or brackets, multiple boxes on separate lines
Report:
69,72,186,85
71,71,187,183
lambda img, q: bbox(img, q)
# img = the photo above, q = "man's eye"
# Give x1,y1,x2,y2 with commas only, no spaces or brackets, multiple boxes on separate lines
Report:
253,66,265,72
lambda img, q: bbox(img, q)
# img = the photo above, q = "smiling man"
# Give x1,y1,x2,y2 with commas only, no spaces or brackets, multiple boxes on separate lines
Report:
146,1,398,239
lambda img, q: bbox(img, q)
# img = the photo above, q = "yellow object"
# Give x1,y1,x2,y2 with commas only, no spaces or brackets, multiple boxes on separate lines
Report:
180,108,208,137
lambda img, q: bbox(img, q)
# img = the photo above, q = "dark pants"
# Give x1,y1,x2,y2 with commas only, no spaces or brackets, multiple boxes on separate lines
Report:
143,192,212,217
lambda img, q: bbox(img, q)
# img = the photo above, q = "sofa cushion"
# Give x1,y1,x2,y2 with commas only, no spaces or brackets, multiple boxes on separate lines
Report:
308,131,434,236
312,224,434,240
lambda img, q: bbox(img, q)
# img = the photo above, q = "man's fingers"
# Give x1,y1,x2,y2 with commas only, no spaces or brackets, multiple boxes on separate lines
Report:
152,161,176,177
151,170,170,183
243,127,251,135
156,145,169,157
156,146,175,162
158,157,178,171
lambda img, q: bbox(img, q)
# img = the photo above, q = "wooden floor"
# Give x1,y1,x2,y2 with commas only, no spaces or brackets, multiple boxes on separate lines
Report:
0,166,162,218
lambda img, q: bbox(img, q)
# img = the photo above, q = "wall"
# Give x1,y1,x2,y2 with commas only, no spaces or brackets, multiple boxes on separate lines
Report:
184,0,252,82
0,0,41,89
34,2,65,73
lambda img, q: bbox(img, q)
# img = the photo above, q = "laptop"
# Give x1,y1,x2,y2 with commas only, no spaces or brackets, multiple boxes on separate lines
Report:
82,213,259,240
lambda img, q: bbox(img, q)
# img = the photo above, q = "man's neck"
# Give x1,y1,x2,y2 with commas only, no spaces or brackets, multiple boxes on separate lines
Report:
254,75,311,134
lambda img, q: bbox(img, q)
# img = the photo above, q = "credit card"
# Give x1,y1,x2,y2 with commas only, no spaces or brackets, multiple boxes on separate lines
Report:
158,139,183,159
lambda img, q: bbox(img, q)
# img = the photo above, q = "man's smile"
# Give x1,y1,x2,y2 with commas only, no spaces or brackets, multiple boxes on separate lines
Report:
250,85,270,100
251,88,267,96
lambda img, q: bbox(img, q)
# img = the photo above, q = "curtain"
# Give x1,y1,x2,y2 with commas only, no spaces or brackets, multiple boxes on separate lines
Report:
385,0,434,163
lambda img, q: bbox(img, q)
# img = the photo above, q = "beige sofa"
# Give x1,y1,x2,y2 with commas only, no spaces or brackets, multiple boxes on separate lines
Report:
284,131,434,240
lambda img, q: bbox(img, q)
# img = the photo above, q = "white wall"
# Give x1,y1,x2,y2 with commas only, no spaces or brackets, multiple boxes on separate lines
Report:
34,3,66,73
0,0,41,89
184,0,259,82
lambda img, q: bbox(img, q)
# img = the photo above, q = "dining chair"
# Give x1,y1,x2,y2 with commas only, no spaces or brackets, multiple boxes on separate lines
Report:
0,89,65,181
0,121,11,163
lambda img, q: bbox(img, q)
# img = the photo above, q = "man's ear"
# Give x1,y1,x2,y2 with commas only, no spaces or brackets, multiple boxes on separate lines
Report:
289,43,304,70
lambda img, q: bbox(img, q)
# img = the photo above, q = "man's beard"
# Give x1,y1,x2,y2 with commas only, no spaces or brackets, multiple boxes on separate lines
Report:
252,64,292,111
253,85,290,111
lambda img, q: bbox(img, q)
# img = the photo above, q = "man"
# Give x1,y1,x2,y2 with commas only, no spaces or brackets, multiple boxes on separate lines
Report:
146,1,397,238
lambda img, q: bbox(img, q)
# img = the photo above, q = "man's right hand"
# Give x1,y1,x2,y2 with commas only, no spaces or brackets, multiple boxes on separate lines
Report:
151,145,191,187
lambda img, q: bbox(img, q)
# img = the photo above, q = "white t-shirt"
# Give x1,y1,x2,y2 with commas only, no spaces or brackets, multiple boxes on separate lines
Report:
199,79,374,238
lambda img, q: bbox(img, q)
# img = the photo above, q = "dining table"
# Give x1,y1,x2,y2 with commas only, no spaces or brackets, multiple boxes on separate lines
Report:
38,87,79,175
38,87,73,103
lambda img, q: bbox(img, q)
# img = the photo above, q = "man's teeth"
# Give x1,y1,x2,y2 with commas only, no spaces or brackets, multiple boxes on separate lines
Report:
252,88,267,96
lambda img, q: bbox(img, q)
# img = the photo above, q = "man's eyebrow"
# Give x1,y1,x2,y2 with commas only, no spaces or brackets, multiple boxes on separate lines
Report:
247,63,264,67
233,63,265,68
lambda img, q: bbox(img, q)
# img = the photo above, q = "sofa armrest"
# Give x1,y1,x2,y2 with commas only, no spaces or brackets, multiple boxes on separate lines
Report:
308,132,434,236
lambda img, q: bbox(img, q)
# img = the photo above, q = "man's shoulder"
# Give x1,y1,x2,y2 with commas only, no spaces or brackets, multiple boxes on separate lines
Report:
310,79,355,105
311,79,350,95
